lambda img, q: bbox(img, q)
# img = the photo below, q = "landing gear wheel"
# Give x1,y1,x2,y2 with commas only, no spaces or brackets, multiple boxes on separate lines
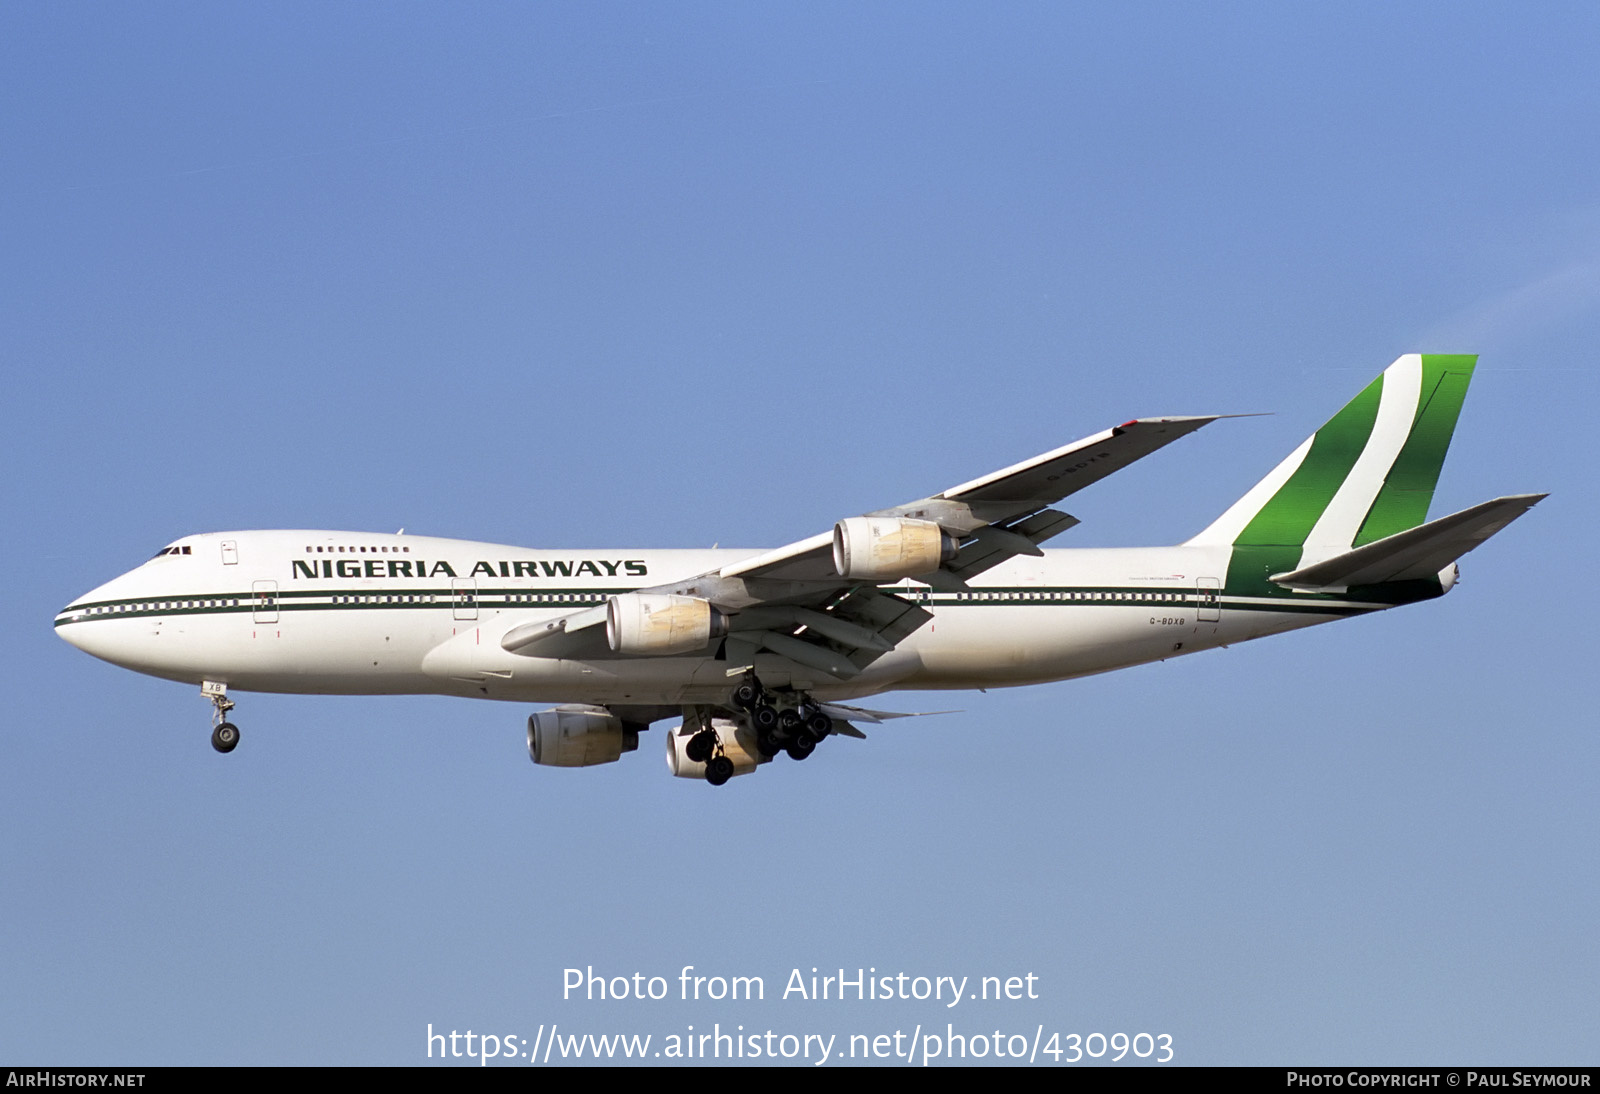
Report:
803,711,833,742
777,709,803,736
731,681,762,711
705,756,735,786
211,722,240,754
786,736,816,762
685,730,717,763
756,730,781,758
751,705,779,732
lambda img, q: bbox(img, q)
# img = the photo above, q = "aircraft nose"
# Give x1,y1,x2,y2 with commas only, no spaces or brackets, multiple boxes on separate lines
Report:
55,596,101,654
55,574,141,661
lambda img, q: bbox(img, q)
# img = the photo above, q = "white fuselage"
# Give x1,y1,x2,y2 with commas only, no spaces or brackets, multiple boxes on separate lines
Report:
56,529,1370,707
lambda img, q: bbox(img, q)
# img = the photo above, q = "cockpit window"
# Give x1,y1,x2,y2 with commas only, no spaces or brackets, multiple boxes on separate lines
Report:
150,545,193,559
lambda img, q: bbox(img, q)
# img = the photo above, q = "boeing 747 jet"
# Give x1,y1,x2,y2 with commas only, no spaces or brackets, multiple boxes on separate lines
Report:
56,355,1543,785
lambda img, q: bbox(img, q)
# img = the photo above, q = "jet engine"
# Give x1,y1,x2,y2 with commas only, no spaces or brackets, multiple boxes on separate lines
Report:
665,718,765,781
832,516,957,580
606,593,728,655
527,705,637,767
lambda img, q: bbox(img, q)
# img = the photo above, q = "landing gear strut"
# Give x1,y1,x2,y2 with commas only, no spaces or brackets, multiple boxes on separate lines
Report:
685,729,717,764
203,680,239,754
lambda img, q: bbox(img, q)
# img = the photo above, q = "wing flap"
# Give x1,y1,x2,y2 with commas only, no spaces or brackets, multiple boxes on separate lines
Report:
945,508,1081,580
732,605,895,651
746,630,860,679
829,588,933,657
724,589,932,679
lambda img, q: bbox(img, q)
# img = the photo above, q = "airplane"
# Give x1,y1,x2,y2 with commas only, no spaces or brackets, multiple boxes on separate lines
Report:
55,354,1543,786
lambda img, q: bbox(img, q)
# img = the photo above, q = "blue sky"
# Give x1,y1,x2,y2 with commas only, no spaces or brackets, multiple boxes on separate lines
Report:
4,3,1596,1066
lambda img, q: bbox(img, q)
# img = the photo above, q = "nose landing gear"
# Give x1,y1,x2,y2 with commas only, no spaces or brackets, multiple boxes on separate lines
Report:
202,680,239,754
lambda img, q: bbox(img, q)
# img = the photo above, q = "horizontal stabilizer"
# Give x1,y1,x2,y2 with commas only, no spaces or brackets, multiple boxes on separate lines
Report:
1270,493,1546,590
815,702,957,724
814,703,959,739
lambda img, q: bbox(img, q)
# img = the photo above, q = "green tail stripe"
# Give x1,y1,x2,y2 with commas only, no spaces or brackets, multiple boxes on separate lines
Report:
1352,354,1477,546
1233,373,1385,546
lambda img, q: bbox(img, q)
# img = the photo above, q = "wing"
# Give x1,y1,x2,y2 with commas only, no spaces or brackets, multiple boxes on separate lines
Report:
503,415,1219,676
712,414,1217,591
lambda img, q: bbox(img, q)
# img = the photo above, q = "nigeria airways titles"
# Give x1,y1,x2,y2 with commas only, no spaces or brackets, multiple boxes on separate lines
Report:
57,354,1543,786
289,557,650,581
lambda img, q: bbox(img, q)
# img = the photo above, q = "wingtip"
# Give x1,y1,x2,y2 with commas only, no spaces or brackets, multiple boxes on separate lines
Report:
1122,413,1237,426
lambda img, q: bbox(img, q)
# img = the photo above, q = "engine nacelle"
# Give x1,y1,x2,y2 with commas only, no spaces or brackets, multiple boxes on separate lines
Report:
664,718,765,780
832,516,957,580
527,705,637,767
606,593,727,655
1438,562,1459,594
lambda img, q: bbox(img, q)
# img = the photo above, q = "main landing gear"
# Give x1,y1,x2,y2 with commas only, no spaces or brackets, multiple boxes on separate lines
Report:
682,713,737,786
202,680,239,754
727,674,832,774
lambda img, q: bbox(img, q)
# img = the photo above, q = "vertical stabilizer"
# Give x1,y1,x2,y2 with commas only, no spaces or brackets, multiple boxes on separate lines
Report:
1188,355,1476,557
1187,355,1478,593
